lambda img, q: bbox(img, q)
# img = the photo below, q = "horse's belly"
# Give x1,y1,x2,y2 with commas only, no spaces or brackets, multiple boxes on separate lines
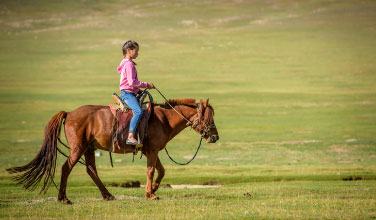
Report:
92,138,135,154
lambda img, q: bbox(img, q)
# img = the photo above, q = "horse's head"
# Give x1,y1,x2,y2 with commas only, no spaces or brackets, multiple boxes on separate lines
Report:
188,99,219,143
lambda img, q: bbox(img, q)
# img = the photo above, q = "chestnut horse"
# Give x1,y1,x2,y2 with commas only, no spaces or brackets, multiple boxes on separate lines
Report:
7,98,218,203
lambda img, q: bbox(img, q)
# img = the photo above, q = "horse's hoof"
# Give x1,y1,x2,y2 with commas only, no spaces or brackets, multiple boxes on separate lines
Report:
62,199,73,205
104,195,115,201
58,196,73,205
149,194,160,200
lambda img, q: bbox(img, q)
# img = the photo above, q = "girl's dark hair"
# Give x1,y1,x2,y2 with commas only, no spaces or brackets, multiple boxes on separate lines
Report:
122,40,139,55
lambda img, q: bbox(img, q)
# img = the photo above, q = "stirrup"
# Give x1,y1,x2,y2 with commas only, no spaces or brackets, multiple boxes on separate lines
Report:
136,143,143,150
126,139,138,145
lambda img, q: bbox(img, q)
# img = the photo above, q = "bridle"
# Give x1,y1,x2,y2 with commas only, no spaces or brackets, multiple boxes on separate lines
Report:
154,87,217,165
190,107,216,138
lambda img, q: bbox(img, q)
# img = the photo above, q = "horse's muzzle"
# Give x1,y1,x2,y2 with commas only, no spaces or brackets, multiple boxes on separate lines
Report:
207,135,219,143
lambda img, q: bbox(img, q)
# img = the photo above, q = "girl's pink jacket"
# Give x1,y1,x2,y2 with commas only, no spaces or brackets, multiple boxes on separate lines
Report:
117,58,147,94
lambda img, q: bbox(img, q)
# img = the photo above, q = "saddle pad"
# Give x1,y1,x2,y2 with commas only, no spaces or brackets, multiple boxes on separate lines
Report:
109,103,152,152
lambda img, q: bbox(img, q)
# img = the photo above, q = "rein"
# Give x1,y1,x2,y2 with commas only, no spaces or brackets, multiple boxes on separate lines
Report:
164,136,204,165
154,87,206,166
155,87,214,133
154,87,192,126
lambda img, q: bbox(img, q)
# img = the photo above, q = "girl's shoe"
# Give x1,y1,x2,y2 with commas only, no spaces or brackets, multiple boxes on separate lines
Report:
126,139,138,145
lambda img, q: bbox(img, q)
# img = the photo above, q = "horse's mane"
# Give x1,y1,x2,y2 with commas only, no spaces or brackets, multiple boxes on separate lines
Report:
155,98,214,115
156,98,197,109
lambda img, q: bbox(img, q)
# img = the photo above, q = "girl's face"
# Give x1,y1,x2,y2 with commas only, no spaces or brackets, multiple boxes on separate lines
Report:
127,47,139,60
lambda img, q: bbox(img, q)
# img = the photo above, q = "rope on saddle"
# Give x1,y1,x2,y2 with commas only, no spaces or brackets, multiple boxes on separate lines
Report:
164,136,203,165
108,108,120,167
109,152,114,168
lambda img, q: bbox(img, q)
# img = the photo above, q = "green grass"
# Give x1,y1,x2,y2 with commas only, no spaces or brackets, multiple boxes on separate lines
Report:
1,0,376,219
1,180,375,219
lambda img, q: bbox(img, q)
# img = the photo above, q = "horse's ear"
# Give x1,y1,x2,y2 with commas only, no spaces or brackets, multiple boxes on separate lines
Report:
204,99,209,107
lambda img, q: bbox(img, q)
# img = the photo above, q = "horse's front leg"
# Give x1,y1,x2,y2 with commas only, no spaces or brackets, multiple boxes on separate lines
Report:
145,150,159,200
152,156,165,194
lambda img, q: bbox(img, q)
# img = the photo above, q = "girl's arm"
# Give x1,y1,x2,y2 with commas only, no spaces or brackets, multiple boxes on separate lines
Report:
125,62,148,88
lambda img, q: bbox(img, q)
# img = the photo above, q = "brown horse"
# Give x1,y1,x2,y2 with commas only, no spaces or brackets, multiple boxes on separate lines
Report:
7,98,218,203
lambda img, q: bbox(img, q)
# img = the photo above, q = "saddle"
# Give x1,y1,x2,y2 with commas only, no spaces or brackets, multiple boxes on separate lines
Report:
109,91,153,153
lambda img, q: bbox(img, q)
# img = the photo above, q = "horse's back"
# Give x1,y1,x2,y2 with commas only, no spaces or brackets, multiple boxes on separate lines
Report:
68,105,108,116
64,105,113,149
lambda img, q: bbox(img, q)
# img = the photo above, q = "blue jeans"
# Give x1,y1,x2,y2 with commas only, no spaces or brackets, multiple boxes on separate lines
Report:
120,90,143,133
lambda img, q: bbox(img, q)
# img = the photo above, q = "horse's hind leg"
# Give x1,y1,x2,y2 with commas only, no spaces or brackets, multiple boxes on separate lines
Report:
152,156,165,194
84,148,114,201
58,145,85,204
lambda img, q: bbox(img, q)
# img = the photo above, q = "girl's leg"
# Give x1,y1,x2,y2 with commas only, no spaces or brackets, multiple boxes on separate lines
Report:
120,90,143,142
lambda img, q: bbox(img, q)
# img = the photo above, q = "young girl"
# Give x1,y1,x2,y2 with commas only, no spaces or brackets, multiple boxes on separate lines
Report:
117,40,154,145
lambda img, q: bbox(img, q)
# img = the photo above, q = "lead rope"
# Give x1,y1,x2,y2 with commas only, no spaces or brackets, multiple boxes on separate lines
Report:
154,86,204,165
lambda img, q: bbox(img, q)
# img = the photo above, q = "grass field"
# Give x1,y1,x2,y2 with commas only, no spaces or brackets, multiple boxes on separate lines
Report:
1,0,376,219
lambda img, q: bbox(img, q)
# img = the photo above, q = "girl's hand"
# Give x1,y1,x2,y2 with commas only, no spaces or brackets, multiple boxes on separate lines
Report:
147,83,155,89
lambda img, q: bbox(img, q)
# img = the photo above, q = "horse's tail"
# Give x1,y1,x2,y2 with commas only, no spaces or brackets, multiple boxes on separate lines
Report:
6,111,67,193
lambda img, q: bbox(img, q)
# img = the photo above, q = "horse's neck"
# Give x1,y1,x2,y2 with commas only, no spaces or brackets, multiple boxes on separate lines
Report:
165,105,197,140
